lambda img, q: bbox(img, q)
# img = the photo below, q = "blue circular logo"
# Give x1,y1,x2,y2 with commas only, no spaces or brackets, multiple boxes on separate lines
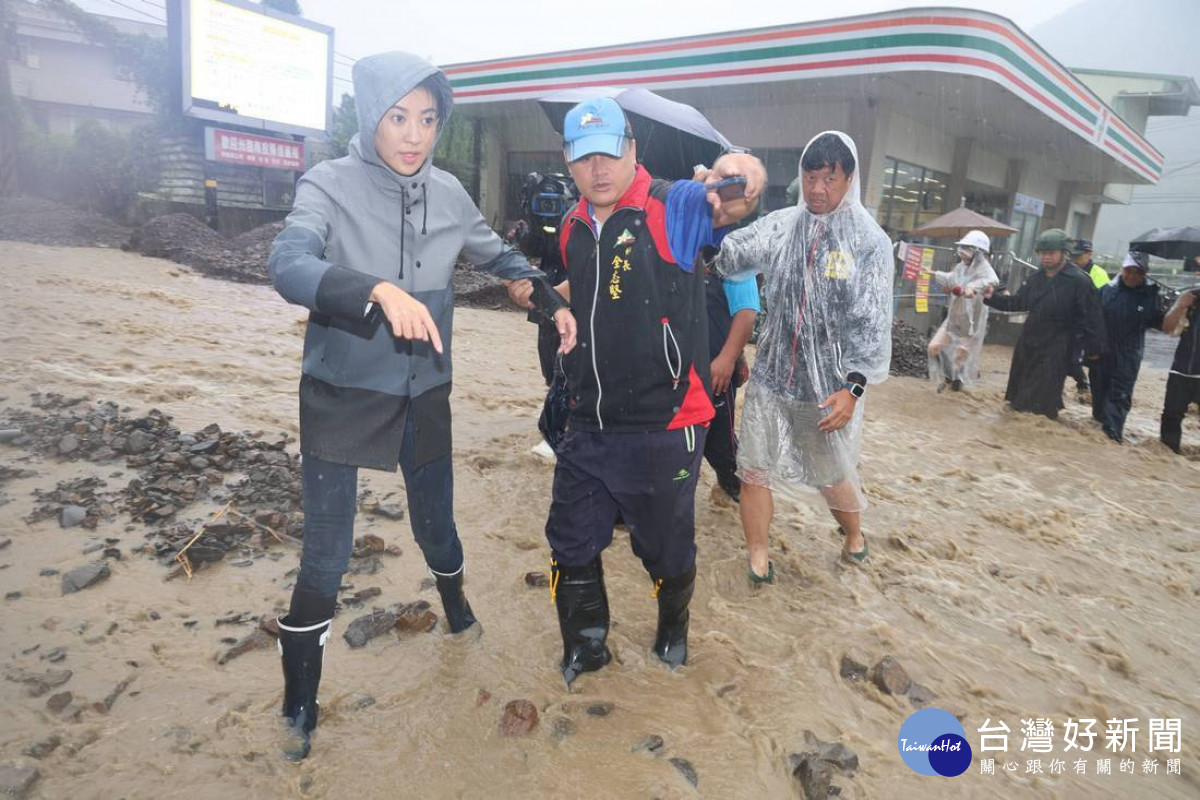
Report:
898,708,972,777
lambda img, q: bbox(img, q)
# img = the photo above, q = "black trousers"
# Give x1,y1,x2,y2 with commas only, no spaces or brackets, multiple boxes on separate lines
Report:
703,385,738,482
1161,373,1200,453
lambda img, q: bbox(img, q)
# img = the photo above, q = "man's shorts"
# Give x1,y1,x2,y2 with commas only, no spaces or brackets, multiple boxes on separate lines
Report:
544,425,706,580
737,383,850,489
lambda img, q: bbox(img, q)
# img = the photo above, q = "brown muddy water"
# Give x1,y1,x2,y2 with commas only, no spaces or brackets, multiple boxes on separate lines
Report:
0,242,1197,799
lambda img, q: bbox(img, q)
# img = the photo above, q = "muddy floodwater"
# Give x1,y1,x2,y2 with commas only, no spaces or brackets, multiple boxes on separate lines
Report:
1,242,1197,799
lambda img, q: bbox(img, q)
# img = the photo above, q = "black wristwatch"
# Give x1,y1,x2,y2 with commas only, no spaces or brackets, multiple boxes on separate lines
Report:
844,372,866,398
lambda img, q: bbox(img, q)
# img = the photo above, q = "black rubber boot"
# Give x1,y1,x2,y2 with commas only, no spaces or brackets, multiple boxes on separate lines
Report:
277,617,332,761
432,564,478,634
653,564,696,669
553,557,612,686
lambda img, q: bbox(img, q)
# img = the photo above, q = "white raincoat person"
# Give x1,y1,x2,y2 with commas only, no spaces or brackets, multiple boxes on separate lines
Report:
926,230,999,392
716,131,893,581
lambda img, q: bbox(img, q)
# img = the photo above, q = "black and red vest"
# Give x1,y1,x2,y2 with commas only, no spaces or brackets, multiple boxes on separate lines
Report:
559,166,715,432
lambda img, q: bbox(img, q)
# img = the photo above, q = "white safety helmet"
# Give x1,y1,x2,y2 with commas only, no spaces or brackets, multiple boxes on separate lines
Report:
955,230,991,252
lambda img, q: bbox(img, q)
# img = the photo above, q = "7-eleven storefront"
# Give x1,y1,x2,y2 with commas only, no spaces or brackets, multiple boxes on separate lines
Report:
444,7,1162,258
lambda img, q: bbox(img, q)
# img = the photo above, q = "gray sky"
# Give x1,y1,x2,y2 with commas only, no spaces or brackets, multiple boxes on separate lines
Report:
78,0,1083,93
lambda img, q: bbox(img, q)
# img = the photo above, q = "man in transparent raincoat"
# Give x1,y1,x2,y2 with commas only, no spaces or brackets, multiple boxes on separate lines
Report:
716,132,894,579
927,230,999,392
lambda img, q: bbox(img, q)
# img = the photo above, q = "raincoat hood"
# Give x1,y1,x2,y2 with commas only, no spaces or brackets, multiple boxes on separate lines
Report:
797,130,862,218
713,129,894,510
349,51,454,185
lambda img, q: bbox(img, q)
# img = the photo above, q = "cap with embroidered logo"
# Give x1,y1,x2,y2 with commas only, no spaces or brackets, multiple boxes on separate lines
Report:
563,97,630,162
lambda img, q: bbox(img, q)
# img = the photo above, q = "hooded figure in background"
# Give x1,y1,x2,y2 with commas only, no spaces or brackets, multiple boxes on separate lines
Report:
716,131,894,581
267,52,573,761
984,228,1104,419
927,229,999,392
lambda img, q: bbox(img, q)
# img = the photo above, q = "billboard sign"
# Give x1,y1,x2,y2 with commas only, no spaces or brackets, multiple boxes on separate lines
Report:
178,0,333,136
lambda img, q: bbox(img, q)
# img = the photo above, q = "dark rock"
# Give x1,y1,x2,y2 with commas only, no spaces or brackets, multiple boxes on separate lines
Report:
102,547,122,560
0,429,22,443
792,754,836,800
4,591,20,601
217,629,273,665
42,648,67,664
0,764,39,798
23,734,62,760
188,439,220,455
352,587,382,604
632,735,665,755
907,682,935,708
6,668,72,697
59,505,88,529
799,731,859,774
61,562,111,595
188,457,210,471
185,545,225,564
871,656,911,696
39,568,58,577
524,571,550,589
550,716,576,741
394,601,437,635
586,702,614,718
343,610,398,648
81,542,105,555
839,652,870,683
98,677,134,712
45,692,73,713
125,430,156,455
419,577,435,592
476,689,491,706
354,534,386,554
0,538,10,550
57,434,80,455
499,700,539,737
669,757,698,788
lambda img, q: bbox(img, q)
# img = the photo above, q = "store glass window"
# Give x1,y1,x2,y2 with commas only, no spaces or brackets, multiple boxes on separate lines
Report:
877,156,950,235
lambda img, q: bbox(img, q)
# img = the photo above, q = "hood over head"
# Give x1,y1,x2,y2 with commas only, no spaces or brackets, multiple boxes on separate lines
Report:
349,51,454,178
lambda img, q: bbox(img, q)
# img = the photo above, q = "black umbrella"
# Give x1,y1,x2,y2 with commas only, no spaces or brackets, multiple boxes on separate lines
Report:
538,87,734,181
1129,226,1200,261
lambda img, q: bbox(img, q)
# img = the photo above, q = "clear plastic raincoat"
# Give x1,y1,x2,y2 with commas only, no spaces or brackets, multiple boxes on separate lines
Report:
716,132,894,511
927,248,999,388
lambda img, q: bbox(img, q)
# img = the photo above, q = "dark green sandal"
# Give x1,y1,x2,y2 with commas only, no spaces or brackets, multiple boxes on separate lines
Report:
748,561,775,585
841,533,869,565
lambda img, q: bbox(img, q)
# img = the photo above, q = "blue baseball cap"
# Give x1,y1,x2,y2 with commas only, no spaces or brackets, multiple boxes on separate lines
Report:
563,97,630,162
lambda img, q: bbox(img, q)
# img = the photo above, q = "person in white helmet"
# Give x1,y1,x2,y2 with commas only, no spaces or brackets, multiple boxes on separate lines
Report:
926,230,1000,392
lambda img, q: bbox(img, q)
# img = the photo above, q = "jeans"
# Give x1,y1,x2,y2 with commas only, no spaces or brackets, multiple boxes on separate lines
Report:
294,409,463,600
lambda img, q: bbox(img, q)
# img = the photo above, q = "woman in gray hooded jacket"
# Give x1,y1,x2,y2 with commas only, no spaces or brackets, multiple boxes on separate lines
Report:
267,51,573,760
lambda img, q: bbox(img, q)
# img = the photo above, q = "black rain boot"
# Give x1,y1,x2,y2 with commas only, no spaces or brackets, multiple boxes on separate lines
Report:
552,557,612,686
653,564,696,669
431,564,479,634
277,617,332,762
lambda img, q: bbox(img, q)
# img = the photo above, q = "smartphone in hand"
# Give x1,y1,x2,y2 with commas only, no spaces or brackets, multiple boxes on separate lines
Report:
705,176,748,202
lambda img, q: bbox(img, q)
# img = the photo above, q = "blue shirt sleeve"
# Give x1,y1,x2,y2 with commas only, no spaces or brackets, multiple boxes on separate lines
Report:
723,277,762,314
665,181,727,273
